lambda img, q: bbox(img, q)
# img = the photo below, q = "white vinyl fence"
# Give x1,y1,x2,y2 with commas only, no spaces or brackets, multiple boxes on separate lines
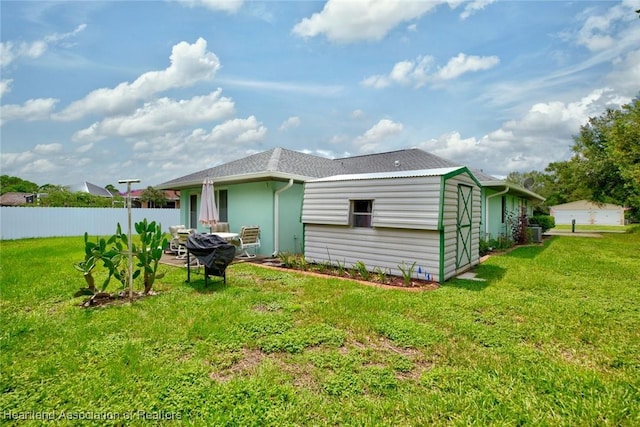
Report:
0,207,180,240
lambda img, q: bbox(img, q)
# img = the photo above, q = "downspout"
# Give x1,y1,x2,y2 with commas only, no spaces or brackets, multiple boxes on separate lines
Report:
485,186,509,237
273,179,294,256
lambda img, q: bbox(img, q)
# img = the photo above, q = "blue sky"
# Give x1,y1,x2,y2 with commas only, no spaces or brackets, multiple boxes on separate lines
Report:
1,0,639,191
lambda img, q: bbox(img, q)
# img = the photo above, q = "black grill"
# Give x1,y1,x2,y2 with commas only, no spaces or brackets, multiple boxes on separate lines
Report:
185,233,236,286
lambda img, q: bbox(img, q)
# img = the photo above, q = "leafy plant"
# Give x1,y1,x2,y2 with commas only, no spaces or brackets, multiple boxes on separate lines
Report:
135,219,168,293
505,208,531,245
529,214,555,232
374,266,390,284
353,261,370,281
72,219,167,299
397,261,417,286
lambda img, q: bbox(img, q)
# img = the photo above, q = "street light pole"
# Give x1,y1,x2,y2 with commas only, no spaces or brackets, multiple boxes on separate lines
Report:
118,179,141,300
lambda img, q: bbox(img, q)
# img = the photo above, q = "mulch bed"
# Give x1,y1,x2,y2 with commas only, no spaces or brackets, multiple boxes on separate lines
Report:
160,251,439,292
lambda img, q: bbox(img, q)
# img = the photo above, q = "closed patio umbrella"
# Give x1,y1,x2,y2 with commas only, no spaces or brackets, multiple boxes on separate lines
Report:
198,177,219,232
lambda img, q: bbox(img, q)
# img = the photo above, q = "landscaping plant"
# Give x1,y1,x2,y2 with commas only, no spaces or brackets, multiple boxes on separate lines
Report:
72,219,167,301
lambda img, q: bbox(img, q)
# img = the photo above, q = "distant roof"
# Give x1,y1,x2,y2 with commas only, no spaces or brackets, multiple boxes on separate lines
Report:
0,192,35,206
69,181,113,197
157,147,467,190
120,189,180,200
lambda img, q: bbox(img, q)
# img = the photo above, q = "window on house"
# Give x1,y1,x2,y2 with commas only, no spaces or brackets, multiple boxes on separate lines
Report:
351,199,373,227
217,189,228,222
501,195,506,224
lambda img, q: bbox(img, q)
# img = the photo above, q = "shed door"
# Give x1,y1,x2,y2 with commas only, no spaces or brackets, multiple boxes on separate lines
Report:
456,184,473,269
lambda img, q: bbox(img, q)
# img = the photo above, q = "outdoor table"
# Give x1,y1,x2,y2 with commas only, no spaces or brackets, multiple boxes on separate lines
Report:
209,232,239,242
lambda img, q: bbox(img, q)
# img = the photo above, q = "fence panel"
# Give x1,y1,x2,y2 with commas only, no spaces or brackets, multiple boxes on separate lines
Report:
0,207,180,240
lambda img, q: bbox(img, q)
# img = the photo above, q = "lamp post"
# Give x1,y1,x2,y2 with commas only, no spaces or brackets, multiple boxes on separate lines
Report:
118,179,141,300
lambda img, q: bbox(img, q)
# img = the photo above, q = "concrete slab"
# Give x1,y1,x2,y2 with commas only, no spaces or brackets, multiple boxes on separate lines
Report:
457,272,486,281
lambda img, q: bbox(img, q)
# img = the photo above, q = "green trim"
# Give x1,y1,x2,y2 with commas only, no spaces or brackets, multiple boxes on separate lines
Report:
438,175,446,230
439,230,445,283
456,184,473,269
442,166,482,187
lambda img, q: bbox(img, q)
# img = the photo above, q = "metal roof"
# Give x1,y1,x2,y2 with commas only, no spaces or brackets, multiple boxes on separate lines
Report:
309,167,465,182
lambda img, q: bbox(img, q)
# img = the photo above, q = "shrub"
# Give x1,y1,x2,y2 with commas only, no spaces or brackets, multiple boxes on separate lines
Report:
529,215,555,232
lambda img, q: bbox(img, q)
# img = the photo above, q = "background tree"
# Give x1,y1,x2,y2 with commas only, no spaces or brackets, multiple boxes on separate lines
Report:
139,186,168,208
39,186,113,207
0,175,39,195
571,97,639,219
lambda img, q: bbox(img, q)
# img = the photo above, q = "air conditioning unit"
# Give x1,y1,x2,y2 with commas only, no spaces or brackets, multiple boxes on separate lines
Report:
529,226,542,243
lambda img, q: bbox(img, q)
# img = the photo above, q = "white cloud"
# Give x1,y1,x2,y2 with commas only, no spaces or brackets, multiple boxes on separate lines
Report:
606,49,640,94
0,98,58,126
417,88,627,176
351,109,365,119
0,143,84,179
126,116,267,181
193,116,267,144
354,119,403,153
279,116,301,131
0,24,86,67
55,38,220,121
72,89,235,142
576,0,640,51
460,0,496,20
435,53,500,80
292,0,443,43
362,53,498,88
0,79,13,97
177,0,244,13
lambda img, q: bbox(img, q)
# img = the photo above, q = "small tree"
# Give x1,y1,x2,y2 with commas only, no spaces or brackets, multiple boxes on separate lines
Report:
140,186,168,208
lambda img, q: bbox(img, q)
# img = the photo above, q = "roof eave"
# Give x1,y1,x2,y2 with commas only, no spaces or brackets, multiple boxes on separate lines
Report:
481,180,545,202
156,171,312,190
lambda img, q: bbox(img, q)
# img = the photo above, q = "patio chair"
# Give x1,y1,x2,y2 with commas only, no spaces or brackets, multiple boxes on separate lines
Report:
167,225,187,254
212,222,230,233
236,225,260,258
176,228,196,261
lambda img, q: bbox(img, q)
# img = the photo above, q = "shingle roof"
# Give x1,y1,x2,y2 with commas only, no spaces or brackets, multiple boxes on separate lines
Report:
337,148,461,172
158,147,352,188
157,147,482,189
0,192,35,206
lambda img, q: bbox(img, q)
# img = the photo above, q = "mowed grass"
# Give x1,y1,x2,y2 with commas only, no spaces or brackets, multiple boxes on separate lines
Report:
1,231,639,426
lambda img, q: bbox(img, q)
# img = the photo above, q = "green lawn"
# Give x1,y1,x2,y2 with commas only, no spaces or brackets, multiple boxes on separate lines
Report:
1,231,639,426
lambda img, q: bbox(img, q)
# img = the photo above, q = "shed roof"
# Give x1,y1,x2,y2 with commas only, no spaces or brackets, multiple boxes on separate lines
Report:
309,166,466,182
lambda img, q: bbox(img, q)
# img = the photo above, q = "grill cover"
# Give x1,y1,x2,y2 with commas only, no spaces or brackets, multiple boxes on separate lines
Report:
186,233,236,277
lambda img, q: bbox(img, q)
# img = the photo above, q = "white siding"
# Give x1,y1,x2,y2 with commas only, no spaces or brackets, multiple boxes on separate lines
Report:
302,168,481,283
305,225,443,282
440,173,481,281
302,176,442,230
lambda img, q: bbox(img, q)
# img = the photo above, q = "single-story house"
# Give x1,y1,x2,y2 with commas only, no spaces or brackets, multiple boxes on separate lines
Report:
550,200,626,226
119,189,181,209
473,170,546,240
302,167,481,282
157,147,545,260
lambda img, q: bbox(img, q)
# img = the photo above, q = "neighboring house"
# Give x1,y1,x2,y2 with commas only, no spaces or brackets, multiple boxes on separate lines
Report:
0,192,36,206
550,200,625,226
69,181,113,197
157,147,545,258
119,189,181,209
302,167,481,282
473,170,546,240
